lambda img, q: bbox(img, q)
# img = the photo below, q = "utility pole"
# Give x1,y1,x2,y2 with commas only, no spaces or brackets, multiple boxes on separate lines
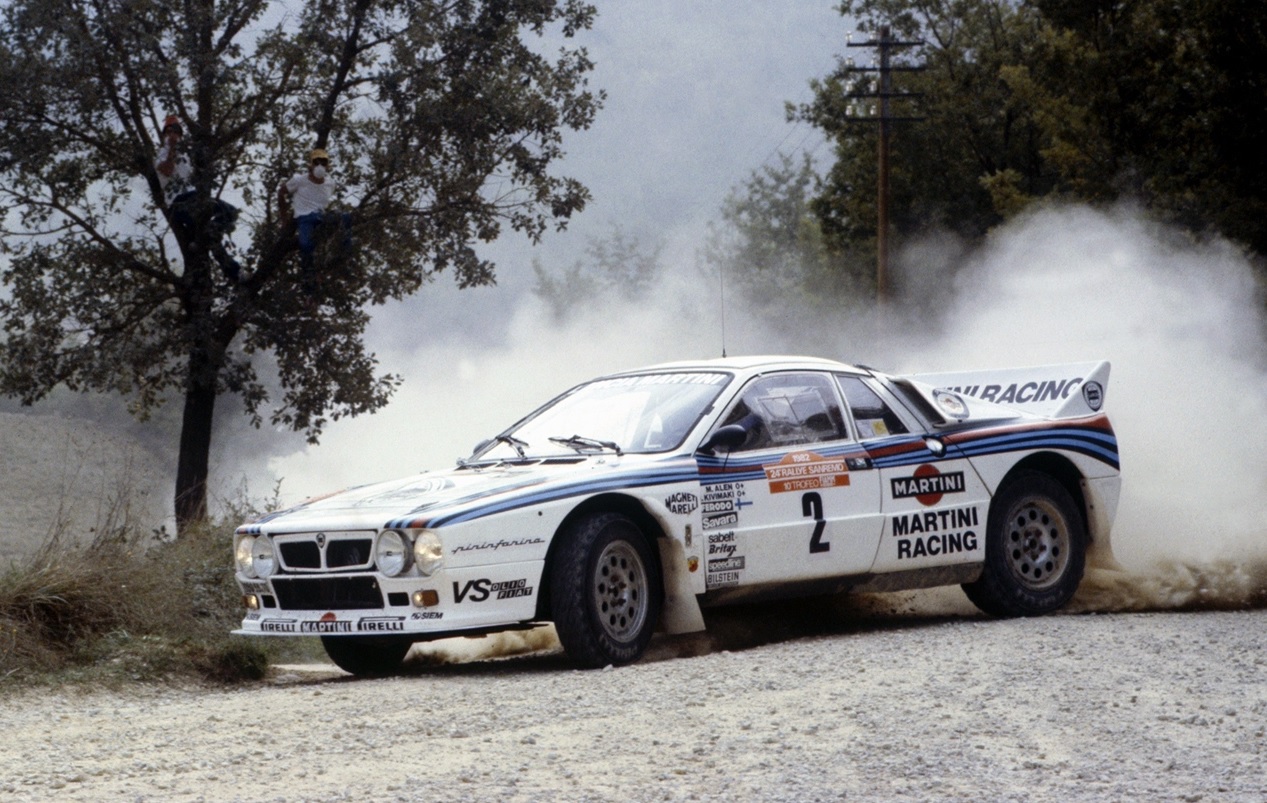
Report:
845,25,924,303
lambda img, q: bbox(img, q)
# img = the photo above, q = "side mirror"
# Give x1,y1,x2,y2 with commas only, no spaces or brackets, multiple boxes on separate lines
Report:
698,424,748,455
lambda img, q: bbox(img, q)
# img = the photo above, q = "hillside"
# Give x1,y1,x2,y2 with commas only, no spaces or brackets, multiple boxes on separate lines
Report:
0,411,171,563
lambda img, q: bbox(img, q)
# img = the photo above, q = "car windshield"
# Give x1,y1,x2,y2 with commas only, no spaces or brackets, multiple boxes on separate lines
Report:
474,371,733,460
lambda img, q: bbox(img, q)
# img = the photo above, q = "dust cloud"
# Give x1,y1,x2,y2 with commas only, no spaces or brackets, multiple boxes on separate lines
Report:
907,205,1267,612
409,626,563,667
266,203,1267,636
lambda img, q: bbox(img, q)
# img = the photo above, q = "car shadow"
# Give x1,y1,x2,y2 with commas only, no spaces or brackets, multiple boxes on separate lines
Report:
279,587,986,683
643,590,981,664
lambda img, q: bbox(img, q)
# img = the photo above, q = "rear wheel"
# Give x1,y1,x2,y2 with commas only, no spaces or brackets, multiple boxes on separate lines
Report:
550,512,661,668
321,635,412,676
962,471,1086,617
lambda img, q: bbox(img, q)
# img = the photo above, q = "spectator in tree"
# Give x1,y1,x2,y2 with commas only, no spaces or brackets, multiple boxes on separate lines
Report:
278,148,352,294
155,115,193,199
155,114,242,281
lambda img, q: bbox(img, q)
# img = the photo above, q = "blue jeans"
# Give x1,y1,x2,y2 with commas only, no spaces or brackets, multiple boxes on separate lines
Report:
171,191,241,280
296,211,352,254
295,211,353,293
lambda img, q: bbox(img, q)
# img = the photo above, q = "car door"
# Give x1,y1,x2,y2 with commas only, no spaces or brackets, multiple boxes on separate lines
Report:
836,375,989,574
695,371,883,590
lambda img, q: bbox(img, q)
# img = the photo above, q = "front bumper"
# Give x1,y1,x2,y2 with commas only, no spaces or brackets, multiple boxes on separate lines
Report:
233,560,543,638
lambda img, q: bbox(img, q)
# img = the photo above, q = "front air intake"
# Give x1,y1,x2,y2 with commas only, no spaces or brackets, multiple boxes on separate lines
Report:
271,576,384,610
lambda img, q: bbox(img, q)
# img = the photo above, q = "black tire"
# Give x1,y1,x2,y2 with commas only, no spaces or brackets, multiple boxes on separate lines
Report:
550,512,662,668
320,635,412,676
962,471,1086,617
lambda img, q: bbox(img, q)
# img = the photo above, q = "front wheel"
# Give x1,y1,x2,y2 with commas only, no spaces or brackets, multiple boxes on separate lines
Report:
550,512,662,668
321,635,412,676
962,471,1086,617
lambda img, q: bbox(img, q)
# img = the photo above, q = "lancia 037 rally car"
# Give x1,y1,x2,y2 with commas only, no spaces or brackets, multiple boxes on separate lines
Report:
233,355,1120,675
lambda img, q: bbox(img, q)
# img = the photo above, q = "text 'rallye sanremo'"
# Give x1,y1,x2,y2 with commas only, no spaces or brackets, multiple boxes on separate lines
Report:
233,356,1121,675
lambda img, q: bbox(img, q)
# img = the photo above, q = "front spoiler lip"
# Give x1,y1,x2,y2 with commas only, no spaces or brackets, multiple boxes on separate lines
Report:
234,610,443,637
232,621,547,641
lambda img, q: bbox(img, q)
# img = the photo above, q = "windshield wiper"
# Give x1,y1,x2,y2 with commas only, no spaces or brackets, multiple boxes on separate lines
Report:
496,434,528,458
549,434,623,456
458,434,529,467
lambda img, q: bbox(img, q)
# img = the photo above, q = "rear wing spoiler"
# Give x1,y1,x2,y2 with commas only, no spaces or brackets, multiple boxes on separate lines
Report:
893,361,1111,424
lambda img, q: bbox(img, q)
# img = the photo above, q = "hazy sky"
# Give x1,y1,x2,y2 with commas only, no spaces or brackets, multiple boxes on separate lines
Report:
366,2,850,338
559,1,846,237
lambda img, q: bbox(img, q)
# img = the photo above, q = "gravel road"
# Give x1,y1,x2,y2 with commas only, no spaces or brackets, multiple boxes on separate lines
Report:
4,590,1265,803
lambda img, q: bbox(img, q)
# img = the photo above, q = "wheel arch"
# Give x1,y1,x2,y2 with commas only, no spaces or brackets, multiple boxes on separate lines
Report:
994,452,1090,542
534,493,668,621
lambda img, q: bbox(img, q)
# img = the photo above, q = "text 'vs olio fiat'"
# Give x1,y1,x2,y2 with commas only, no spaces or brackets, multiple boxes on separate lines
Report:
233,356,1121,675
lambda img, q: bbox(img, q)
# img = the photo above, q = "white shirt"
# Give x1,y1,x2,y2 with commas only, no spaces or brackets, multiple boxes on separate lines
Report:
284,173,334,218
155,144,193,202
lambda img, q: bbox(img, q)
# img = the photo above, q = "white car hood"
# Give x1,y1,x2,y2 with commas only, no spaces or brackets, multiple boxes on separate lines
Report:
243,457,629,533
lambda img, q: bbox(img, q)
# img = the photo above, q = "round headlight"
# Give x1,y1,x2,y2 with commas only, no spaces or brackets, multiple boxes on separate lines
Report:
235,535,258,578
412,530,444,577
376,529,412,577
251,536,277,578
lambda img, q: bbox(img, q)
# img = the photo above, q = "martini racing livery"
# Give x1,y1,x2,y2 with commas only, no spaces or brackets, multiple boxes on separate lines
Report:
233,356,1121,675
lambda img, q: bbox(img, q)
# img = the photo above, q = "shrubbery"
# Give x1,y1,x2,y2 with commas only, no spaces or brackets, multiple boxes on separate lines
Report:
0,501,315,687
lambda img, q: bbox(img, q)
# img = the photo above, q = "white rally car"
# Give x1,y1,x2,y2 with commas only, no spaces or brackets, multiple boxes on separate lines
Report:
233,355,1120,675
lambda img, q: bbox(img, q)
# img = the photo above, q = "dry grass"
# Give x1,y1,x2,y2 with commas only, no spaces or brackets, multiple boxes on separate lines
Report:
0,489,308,687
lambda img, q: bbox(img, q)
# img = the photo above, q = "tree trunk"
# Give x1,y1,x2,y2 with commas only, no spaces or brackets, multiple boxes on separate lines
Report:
174,350,219,532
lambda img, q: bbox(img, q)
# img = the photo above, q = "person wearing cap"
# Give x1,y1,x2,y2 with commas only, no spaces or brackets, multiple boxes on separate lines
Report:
278,148,351,293
155,115,194,200
154,114,242,281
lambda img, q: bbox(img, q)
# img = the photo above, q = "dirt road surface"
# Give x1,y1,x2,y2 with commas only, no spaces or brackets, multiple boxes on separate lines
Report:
4,598,1265,803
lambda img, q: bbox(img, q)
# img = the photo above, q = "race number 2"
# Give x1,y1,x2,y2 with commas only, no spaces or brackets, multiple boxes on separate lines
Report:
802,492,829,553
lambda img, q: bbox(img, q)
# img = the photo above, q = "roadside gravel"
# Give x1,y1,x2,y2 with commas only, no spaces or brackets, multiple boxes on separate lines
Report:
3,602,1264,802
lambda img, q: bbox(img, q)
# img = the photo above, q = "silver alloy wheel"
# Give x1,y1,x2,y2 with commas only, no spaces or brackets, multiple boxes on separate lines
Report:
592,539,649,641
1003,495,1071,590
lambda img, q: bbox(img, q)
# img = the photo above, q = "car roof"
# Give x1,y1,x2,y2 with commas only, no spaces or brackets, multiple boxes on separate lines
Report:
608,355,871,377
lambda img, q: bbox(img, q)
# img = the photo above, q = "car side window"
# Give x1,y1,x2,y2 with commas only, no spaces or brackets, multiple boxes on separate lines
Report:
713,373,848,451
837,375,910,438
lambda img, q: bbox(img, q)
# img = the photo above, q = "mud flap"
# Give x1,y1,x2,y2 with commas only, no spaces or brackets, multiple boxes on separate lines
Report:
657,538,706,634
